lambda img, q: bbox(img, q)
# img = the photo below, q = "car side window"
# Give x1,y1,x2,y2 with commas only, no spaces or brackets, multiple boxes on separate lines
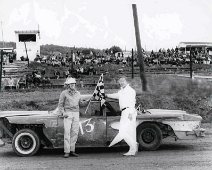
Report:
105,101,121,116
80,101,102,117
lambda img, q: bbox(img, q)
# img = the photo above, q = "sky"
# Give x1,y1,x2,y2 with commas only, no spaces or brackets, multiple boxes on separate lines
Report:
0,0,212,51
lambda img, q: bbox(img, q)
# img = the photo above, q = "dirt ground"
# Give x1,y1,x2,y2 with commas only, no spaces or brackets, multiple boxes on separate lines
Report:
0,124,212,170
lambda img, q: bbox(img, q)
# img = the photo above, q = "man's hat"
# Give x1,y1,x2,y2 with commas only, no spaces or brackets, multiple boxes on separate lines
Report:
64,77,76,84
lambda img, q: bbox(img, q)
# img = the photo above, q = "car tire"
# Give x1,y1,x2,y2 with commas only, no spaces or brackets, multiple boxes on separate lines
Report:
137,123,162,151
12,129,40,157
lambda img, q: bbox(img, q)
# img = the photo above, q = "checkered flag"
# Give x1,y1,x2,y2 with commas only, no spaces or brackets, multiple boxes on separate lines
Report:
93,74,106,106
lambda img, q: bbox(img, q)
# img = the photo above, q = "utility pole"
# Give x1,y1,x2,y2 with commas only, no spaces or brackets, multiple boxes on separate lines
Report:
38,24,41,39
0,50,3,92
189,46,193,78
0,22,4,92
132,48,134,79
71,50,74,72
1,21,4,48
132,4,147,91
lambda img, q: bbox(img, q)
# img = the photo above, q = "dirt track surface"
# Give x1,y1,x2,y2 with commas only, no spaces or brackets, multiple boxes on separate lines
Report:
1,130,212,170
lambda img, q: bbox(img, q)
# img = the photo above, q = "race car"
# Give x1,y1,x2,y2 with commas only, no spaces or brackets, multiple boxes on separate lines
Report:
0,97,205,157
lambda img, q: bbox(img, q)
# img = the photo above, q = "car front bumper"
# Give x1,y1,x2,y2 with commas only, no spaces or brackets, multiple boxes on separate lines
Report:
186,127,205,137
175,127,206,140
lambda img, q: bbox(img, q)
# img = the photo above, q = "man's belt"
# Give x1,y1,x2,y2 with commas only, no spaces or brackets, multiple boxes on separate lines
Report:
121,107,129,111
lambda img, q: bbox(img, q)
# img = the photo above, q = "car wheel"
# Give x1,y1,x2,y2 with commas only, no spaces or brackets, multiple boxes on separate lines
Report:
137,123,162,151
12,129,40,157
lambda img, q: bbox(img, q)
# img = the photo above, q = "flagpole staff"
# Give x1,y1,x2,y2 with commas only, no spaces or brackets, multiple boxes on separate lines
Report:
84,97,92,114
84,82,98,114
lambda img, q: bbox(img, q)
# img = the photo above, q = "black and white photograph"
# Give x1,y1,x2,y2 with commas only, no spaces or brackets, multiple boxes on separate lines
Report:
0,0,212,169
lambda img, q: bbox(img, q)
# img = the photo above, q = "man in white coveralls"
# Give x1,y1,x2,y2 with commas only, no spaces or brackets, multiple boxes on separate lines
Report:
107,77,138,156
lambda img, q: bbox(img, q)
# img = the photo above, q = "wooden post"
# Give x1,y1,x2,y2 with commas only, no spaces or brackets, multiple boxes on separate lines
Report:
189,46,193,78
71,50,74,71
70,50,74,77
1,21,4,49
132,48,134,79
0,50,3,92
24,41,29,66
132,4,147,91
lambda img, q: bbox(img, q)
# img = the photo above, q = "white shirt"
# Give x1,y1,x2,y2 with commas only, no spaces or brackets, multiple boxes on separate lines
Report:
108,84,136,110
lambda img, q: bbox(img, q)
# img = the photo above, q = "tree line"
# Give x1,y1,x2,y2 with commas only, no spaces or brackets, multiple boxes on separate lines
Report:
40,44,123,56
0,41,122,57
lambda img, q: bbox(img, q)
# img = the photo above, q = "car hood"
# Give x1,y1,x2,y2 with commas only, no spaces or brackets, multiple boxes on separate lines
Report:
146,109,186,115
0,111,49,118
138,109,202,121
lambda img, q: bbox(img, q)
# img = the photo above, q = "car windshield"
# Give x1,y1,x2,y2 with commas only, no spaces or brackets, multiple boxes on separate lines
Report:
79,99,121,117
105,100,121,116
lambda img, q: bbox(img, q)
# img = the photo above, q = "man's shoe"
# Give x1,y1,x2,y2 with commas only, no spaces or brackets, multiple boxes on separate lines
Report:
69,151,79,157
123,151,136,156
64,153,69,158
123,153,136,156
135,143,139,153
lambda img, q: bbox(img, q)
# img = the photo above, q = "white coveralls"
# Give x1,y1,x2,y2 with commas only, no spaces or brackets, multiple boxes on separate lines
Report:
108,84,137,154
58,89,81,154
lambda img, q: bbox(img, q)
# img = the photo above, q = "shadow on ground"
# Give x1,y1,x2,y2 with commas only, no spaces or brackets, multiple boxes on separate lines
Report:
37,143,192,156
0,142,194,158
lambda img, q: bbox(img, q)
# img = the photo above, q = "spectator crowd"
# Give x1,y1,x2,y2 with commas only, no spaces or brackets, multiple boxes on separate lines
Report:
3,45,212,90
145,47,212,66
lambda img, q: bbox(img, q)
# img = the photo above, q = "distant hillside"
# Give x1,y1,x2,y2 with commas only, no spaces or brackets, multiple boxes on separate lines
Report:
40,44,107,56
40,44,75,55
0,41,121,56
0,42,101,55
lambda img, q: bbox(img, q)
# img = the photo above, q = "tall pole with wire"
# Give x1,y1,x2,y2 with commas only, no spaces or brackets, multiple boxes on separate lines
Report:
24,41,29,67
1,21,4,48
132,48,134,79
0,50,3,92
189,46,193,78
0,21,4,92
132,4,147,91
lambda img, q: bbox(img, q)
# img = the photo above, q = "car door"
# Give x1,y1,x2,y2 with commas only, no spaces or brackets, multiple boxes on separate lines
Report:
77,100,107,147
53,100,107,148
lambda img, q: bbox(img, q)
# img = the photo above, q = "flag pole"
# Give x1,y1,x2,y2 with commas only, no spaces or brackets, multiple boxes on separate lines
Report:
84,74,103,114
84,99,91,114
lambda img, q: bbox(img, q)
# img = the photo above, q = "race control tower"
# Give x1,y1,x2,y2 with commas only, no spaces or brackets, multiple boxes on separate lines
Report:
15,30,40,61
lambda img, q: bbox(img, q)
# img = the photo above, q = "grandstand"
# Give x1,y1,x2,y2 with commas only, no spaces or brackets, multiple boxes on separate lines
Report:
178,42,212,55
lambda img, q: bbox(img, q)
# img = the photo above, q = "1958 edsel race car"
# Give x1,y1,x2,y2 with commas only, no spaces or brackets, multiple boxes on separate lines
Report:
0,97,205,157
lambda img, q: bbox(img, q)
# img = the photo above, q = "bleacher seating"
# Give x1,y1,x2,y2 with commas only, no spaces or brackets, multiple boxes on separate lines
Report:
3,61,29,78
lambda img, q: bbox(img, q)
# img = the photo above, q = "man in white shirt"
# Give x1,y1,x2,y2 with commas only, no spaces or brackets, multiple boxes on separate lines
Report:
107,77,138,156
